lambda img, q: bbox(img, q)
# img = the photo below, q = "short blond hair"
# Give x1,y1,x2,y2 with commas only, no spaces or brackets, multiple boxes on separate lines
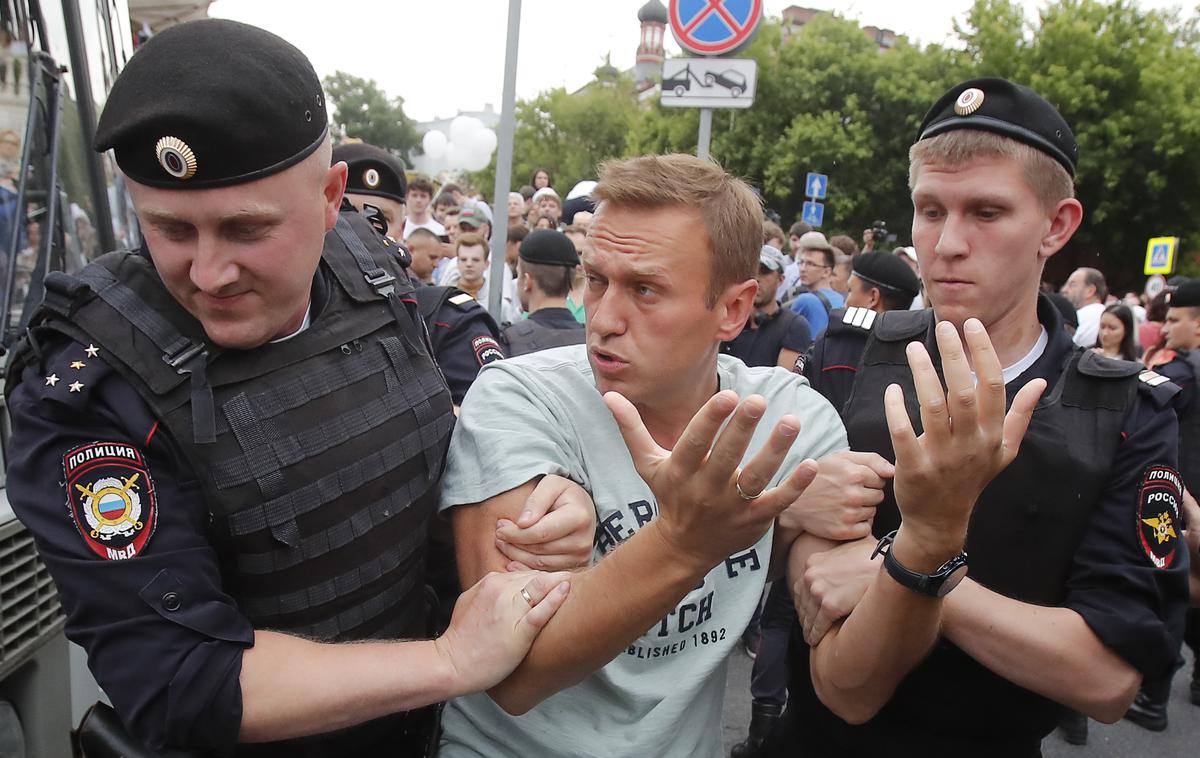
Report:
592,154,761,307
908,130,1074,211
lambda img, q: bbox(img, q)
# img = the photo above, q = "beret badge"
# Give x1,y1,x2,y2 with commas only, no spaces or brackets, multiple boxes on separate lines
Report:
364,167,380,189
155,136,197,180
954,88,985,116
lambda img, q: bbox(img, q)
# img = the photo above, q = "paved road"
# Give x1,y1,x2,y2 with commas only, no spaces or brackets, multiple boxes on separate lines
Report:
722,645,1198,756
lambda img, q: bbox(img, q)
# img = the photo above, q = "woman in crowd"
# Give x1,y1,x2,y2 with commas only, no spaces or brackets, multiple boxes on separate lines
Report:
530,167,553,190
1093,303,1139,362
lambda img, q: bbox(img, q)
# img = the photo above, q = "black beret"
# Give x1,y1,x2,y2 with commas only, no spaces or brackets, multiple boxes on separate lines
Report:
95,19,327,189
852,252,921,298
917,77,1078,176
335,142,407,203
519,229,579,267
1167,280,1200,308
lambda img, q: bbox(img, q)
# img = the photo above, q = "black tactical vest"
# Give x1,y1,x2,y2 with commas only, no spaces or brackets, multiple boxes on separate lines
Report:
1174,350,1200,494
501,316,585,357
790,306,1140,752
19,211,453,753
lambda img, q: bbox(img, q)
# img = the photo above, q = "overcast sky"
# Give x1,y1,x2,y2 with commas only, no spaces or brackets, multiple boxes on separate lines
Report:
207,0,1189,123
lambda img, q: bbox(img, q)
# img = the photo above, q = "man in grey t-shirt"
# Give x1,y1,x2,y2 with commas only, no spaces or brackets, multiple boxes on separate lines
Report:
440,155,875,758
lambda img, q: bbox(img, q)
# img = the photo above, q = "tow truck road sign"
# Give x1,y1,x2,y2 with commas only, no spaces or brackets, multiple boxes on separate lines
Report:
669,0,763,56
660,58,757,109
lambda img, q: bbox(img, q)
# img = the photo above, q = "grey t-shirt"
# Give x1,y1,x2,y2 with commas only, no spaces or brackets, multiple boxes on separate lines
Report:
438,345,847,758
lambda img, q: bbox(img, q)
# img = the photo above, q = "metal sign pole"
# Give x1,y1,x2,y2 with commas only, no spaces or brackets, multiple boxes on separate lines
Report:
488,0,521,320
697,108,712,160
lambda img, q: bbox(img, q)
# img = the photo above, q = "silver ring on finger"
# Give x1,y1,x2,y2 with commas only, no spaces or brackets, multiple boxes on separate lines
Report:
520,586,535,607
735,478,762,501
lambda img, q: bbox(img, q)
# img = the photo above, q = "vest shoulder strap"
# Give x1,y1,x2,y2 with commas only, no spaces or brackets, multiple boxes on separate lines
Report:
812,288,834,315
873,307,934,342
1075,349,1142,380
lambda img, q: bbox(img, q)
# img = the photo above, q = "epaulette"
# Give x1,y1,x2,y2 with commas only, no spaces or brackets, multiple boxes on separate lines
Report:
26,337,114,409
839,306,877,332
448,293,475,307
1136,368,1180,409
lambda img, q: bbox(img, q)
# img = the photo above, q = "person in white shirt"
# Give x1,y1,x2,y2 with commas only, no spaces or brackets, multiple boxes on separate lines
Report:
1062,266,1107,347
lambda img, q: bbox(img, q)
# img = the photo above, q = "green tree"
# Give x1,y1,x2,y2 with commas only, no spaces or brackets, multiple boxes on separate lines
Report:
322,71,420,161
957,0,1200,286
470,71,642,198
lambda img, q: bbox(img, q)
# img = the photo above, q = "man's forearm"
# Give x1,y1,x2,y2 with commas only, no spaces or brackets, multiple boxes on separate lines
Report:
808,528,945,724
238,631,458,743
942,579,1140,722
487,522,713,714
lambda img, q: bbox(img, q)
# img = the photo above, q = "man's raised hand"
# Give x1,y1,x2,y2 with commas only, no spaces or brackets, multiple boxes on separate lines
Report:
604,390,819,566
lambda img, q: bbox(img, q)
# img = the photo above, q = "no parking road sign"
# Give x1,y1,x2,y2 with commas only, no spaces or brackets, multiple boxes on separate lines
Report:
669,0,763,56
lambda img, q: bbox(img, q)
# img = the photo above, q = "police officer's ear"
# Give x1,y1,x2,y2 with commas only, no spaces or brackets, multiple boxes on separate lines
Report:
1038,196,1083,261
867,285,883,312
322,156,349,233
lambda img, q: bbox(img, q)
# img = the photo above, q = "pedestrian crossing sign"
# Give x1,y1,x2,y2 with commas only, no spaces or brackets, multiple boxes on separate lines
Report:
1144,237,1178,275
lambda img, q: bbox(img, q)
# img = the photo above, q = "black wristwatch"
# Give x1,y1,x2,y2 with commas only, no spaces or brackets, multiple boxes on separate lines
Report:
871,530,968,598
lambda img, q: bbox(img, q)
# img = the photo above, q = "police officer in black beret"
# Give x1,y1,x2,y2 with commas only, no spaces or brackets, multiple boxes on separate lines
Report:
768,77,1189,756
2,19,578,756
1142,279,1200,725
801,251,922,413
501,229,585,357
335,141,505,407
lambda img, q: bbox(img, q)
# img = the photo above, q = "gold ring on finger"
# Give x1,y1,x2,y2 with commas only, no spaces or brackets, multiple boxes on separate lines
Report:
735,479,762,501
520,586,535,607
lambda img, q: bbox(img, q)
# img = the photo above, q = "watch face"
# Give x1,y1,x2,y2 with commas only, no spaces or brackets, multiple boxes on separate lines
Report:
936,563,969,597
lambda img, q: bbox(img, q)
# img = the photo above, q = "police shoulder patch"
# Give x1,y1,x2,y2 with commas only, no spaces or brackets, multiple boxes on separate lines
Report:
471,335,504,366
63,442,158,561
1137,465,1181,569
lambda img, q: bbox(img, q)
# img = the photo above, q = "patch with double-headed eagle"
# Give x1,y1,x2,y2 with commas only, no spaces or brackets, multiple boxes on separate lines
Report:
1137,465,1182,569
63,442,158,560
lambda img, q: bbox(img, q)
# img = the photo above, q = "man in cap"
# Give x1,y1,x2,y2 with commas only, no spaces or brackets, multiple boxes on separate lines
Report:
501,228,585,357
800,250,922,414
769,77,1189,755
722,245,813,369
334,141,506,409
786,231,844,335
531,186,562,226
1,20,590,755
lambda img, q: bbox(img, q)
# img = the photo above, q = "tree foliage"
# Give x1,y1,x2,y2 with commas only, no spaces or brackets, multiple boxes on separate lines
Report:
490,1,1200,287
322,71,420,161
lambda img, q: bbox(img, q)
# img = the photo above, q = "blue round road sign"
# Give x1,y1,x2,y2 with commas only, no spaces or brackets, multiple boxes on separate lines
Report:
669,0,763,56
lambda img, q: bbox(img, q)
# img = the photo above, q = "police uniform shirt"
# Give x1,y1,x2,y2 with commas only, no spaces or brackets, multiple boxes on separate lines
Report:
527,306,581,330
8,337,253,752
774,295,1190,755
1156,349,1200,494
415,283,505,406
721,309,813,369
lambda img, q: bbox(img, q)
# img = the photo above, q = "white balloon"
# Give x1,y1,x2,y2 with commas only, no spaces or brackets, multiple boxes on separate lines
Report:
475,128,498,157
449,116,481,147
422,130,447,160
462,147,491,172
443,142,461,170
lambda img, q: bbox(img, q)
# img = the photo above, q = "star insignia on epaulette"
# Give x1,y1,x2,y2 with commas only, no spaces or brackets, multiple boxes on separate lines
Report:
69,360,86,370
45,373,59,386
68,381,84,393
84,344,99,358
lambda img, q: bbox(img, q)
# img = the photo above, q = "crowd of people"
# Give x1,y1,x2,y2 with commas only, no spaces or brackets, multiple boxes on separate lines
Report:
2,18,1198,758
